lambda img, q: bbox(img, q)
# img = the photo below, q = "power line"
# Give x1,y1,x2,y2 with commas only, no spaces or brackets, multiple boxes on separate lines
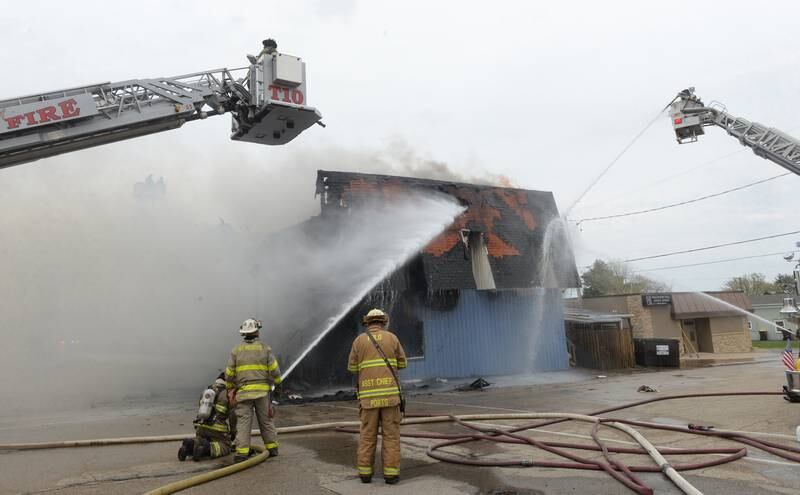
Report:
622,230,800,263
632,250,800,272
575,149,747,213
565,101,674,216
574,172,792,225
574,123,800,214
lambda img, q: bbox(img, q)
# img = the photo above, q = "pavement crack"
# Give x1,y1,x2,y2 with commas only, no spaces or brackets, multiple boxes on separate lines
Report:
23,467,212,494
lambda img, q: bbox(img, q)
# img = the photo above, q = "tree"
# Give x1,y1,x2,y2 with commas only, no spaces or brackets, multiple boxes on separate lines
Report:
722,272,777,295
581,259,670,297
774,273,796,294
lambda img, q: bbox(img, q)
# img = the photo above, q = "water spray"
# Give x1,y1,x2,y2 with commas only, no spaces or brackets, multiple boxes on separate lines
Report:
691,291,788,334
279,196,465,381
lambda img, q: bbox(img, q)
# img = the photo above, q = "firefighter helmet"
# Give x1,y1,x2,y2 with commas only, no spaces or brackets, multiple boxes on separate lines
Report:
239,318,262,335
362,308,389,326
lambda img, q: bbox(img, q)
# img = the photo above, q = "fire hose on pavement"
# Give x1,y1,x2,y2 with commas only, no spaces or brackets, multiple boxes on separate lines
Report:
1,392,797,495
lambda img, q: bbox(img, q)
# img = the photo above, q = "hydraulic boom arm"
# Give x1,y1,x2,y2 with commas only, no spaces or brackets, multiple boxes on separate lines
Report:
0,49,322,169
670,88,800,176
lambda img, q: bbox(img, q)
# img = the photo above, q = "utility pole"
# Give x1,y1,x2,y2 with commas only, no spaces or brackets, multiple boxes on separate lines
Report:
782,247,800,339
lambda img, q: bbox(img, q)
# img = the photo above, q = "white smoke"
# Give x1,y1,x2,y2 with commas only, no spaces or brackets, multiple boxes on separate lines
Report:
0,140,473,415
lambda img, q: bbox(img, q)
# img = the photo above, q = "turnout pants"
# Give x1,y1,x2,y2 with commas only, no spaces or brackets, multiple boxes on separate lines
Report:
235,396,278,456
196,431,232,458
357,405,401,478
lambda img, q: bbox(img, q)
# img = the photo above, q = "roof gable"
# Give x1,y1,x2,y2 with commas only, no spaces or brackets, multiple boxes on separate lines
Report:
316,170,580,289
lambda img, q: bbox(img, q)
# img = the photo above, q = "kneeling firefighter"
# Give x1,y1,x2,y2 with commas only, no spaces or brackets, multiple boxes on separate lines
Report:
178,372,236,461
347,308,407,485
225,318,283,463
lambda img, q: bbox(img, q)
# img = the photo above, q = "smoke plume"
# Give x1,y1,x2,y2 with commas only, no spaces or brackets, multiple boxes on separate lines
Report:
0,139,478,415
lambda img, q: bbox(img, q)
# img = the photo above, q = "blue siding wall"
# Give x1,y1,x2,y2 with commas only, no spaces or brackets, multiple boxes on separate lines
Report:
403,289,568,380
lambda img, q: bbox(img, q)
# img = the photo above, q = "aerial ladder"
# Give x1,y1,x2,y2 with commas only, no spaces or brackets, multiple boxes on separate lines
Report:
671,88,800,403
0,44,322,169
670,87,800,176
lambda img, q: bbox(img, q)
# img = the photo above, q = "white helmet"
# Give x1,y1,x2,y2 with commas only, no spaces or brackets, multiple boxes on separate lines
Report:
362,308,389,325
239,318,262,335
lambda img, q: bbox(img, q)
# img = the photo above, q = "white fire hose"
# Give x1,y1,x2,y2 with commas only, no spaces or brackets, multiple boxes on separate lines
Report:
0,413,703,495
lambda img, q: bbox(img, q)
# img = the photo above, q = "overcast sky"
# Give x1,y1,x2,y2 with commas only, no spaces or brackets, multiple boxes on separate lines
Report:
4,0,800,291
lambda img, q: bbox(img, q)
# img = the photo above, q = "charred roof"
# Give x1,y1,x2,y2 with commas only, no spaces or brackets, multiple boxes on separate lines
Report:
316,170,579,290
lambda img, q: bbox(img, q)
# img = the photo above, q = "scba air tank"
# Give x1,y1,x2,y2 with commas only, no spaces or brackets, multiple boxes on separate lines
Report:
197,388,216,420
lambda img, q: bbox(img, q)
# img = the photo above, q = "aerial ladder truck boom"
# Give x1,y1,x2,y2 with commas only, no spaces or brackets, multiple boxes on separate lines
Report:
670,87,800,176
0,46,322,169
672,88,800,402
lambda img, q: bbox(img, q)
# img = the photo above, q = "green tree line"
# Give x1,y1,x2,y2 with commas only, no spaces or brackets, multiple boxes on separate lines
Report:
581,259,795,297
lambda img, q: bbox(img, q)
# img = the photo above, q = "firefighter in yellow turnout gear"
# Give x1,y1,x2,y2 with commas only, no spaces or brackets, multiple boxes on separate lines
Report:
348,309,407,484
225,318,282,463
177,373,236,461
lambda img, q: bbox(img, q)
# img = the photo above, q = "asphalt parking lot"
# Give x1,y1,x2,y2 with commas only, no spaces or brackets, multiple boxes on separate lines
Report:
2,353,798,495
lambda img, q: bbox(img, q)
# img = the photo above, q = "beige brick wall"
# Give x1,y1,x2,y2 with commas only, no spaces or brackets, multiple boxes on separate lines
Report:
710,316,752,353
650,306,683,340
711,332,752,353
625,296,653,338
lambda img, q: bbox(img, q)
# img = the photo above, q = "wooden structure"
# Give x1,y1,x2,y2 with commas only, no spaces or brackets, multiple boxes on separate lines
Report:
564,308,635,370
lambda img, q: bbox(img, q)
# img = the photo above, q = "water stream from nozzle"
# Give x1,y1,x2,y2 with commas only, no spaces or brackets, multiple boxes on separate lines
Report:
537,217,572,289
691,291,792,335
530,217,577,371
279,195,465,381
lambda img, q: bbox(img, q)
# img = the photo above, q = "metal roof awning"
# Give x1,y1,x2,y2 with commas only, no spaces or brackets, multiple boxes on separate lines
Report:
670,291,752,319
564,308,632,324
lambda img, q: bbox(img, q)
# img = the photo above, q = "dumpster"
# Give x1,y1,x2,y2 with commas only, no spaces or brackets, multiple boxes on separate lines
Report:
633,338,680,367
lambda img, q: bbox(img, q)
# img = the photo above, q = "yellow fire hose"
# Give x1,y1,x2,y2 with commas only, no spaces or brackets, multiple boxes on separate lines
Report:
142,445,268,495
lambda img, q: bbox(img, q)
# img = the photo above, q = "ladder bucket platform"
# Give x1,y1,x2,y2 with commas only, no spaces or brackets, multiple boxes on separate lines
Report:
231,101,322,146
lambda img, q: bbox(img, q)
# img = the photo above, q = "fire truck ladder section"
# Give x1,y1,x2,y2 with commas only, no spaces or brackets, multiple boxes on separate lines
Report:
0,62,322,170
670,87,800,176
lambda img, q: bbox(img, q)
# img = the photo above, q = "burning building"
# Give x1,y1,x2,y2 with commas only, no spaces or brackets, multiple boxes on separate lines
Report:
281,170,580,386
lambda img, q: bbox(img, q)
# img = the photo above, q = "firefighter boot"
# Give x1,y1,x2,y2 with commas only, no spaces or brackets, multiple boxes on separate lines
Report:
233,448,251,464
360,475,372,484
385,476,399,485
193,438,211,462
177,438,194,461
268,447,279,457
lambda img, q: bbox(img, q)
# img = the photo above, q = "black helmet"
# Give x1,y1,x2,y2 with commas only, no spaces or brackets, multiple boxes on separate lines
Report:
262,38,277,48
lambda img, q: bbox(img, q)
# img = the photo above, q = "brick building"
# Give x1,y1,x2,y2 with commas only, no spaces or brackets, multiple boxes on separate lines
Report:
286,170,580,385
577,291,753,354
